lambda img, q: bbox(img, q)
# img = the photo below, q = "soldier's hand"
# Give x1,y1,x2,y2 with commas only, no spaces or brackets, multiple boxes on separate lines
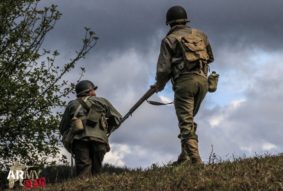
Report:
150,84,159,92
151,82,165,92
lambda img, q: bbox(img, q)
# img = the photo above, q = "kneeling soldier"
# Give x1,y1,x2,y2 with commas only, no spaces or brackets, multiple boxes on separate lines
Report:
60,80,122,177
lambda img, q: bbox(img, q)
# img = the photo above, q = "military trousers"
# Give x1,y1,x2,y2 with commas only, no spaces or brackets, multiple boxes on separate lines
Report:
72,139,107,177
173,74,208,143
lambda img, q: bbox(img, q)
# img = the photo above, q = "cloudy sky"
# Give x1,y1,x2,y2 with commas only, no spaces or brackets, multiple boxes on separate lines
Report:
45,0,283,168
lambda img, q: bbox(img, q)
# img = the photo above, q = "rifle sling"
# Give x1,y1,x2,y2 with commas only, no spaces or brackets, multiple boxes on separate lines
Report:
146,100,173,106
78,97,91,113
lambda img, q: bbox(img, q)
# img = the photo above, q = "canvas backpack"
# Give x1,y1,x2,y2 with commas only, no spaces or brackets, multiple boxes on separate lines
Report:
173,29,210,63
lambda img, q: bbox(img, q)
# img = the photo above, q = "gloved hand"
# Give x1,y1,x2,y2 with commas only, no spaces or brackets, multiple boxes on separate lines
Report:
151,82,166,92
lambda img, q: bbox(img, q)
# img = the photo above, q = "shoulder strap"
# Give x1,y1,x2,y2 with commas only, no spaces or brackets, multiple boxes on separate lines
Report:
74,96,89,117
169,27,192,40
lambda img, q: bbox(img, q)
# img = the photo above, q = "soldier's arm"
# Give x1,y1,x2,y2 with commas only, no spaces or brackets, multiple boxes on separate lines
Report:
101,98,122,130
203,33,214,64
155,38,173,91
206,43,214,64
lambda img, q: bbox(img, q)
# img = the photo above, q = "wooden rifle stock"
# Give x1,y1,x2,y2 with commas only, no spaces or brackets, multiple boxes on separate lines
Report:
118,86,156,127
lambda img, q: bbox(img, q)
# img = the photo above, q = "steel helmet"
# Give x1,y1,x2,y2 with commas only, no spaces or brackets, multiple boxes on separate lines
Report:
166,5,189,25
75,80,97,97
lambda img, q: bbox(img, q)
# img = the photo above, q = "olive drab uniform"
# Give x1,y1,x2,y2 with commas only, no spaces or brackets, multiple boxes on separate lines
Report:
155,24,214,164
60,96,122,177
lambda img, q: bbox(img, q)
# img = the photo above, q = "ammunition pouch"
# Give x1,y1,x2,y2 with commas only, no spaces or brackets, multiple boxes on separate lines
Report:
71,117,84,133
80,98,109,144
82,100,107,130
70,97,90,133
172,60,208,81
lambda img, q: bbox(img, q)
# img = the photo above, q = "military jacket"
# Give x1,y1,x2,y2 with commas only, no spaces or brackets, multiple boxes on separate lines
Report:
155,25,214,90
59,96,122,148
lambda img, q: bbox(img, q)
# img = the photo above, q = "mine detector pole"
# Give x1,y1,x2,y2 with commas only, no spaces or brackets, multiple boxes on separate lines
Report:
117,86,156,128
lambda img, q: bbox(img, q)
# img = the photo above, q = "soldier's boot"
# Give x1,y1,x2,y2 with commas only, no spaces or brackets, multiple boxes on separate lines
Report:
184,139,203,165
172,148,190,166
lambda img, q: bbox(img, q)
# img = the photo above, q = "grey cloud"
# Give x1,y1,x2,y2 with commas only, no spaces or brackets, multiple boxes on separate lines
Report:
46,0,167,53
198,60,283,161
188,0,283,50
45,0,283,56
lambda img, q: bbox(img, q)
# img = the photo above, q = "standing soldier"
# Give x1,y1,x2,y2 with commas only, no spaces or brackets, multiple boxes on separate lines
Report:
60,80,122,177
152,5,214,164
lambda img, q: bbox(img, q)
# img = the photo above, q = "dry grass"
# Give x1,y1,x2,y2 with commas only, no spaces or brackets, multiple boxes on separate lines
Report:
42,154,283,191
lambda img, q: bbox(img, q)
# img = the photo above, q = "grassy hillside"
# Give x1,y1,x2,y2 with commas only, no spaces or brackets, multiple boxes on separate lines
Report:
44,154,283,191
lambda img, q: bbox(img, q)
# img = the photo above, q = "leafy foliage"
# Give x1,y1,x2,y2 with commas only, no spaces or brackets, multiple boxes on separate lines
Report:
0,0,98,169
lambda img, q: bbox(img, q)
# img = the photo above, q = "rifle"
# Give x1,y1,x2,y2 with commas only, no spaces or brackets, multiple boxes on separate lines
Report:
118,86,156,127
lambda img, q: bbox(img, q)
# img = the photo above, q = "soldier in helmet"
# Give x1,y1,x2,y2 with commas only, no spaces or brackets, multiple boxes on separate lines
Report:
152,5,214,164
60,80,122,177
